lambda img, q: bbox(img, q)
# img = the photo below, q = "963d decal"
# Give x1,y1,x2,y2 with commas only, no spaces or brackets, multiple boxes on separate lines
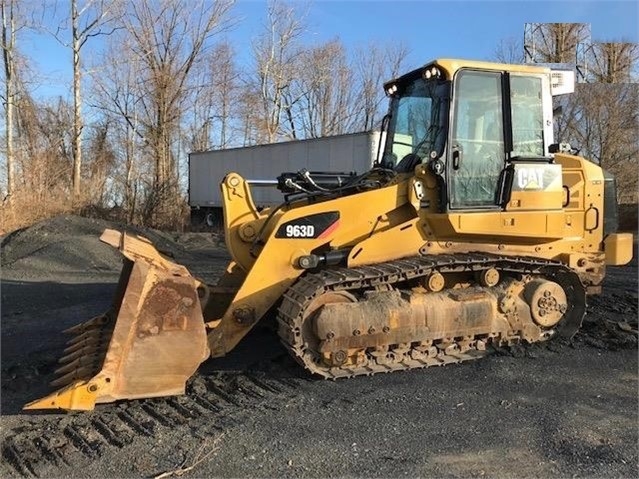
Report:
275,212,340,239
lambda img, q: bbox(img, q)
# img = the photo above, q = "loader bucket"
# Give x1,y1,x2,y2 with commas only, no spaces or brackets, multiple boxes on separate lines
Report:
24,229,210,411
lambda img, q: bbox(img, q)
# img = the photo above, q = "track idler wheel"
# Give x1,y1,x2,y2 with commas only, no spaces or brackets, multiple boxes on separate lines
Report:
525,279,568,328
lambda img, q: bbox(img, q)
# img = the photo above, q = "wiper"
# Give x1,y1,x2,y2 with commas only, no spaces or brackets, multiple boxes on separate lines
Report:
412,122,440,157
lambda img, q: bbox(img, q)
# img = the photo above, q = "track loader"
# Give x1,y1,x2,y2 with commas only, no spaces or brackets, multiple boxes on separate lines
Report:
25,59,634,411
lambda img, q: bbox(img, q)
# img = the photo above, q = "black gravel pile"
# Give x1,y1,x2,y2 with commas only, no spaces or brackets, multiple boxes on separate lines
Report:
1,215,189,278
580,290,639,349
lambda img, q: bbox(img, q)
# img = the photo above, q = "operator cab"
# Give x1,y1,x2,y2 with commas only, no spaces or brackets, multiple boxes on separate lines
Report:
381,59,574,212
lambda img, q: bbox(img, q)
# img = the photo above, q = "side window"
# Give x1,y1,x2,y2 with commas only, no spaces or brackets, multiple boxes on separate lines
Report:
450,70,505,208
391,95,433,161
511,76,544,157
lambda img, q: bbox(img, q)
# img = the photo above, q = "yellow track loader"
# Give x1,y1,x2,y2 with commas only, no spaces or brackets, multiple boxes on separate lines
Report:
25,59,633,411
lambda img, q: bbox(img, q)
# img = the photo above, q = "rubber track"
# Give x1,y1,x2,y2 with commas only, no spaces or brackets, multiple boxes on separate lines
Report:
277,253,585,378
1,370,307,477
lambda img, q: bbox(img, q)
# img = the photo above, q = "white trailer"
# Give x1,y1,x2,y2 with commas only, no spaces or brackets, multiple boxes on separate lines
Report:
188,131,382,227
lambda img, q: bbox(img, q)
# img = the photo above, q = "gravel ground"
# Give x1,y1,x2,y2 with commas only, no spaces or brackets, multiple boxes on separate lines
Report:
1,215,637,478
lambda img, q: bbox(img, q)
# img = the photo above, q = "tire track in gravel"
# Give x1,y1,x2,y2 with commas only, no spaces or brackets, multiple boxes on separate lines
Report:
1,364,310,478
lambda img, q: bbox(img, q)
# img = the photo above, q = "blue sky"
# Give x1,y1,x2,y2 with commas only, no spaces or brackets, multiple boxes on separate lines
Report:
20,0,639,100
296,0,638,67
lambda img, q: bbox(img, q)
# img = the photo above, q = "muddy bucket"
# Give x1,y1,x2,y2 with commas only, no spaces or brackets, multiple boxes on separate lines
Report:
24,230,210,411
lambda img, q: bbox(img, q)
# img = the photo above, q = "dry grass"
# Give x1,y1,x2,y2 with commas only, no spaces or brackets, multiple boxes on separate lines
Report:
153,434,224,478
1,188,75,235
0,187,191,236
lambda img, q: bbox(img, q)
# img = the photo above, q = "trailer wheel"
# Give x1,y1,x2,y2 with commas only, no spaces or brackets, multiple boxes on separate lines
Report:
205,208,223,229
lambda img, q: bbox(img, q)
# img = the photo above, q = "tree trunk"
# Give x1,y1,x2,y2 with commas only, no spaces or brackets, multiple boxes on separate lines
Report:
2,0,16,201
71,0,82,203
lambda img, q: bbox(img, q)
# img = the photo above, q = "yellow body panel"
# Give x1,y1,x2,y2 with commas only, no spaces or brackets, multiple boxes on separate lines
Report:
77,148,625,402
604,233,634,266
347,218,425,266
205,149,631,357
431,210,567,239
206,173,413,356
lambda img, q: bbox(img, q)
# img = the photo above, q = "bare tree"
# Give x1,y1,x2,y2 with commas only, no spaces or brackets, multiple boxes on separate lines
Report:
119,0,234,226
11,88,74,201
186,41,239,151
40,0,121,203
287,40,408,138
353,42,408,131
91,35,154,224
185,56,217,153
70,0,120,202
524,23,590,64
83,121,117,208
252,0,306,143
294,40,354,137
211,42,239,149
587,42,638,83
1,0,22,202
237,87,264,146
493,37,525,64
557,83,638,202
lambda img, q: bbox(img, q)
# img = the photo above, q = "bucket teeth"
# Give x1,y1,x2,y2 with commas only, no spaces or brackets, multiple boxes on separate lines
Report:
66,328,107,346
59,344,108,364
50,366,96,388
63,315,110,335
52,318,113,387
23,380,97,411
52,315,113,387
63,336,103,355
54,355,103,375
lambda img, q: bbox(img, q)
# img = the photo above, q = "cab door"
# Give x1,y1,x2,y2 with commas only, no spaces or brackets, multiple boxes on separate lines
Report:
441,68,565,239
448,70,505,209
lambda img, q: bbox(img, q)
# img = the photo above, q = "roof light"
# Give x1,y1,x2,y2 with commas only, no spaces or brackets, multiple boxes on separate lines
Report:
423,66,440,80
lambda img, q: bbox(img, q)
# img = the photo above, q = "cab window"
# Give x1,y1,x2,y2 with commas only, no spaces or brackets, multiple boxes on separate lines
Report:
511,76,544,157
449,70,505,208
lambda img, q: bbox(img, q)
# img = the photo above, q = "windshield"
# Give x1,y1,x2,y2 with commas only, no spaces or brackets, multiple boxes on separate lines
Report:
382,78,450,169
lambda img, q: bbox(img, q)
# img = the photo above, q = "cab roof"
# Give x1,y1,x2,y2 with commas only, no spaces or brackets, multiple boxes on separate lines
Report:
384,58,550,89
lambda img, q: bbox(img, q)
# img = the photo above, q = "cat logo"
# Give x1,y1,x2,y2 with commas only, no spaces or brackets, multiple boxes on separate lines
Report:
517,168,544,190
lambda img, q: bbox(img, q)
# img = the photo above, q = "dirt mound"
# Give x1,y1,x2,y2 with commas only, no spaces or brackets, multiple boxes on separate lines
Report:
579,290,639,350
1,215,188,278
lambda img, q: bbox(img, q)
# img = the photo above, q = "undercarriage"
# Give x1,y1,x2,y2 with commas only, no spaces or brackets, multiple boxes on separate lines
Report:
278,254,586,377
